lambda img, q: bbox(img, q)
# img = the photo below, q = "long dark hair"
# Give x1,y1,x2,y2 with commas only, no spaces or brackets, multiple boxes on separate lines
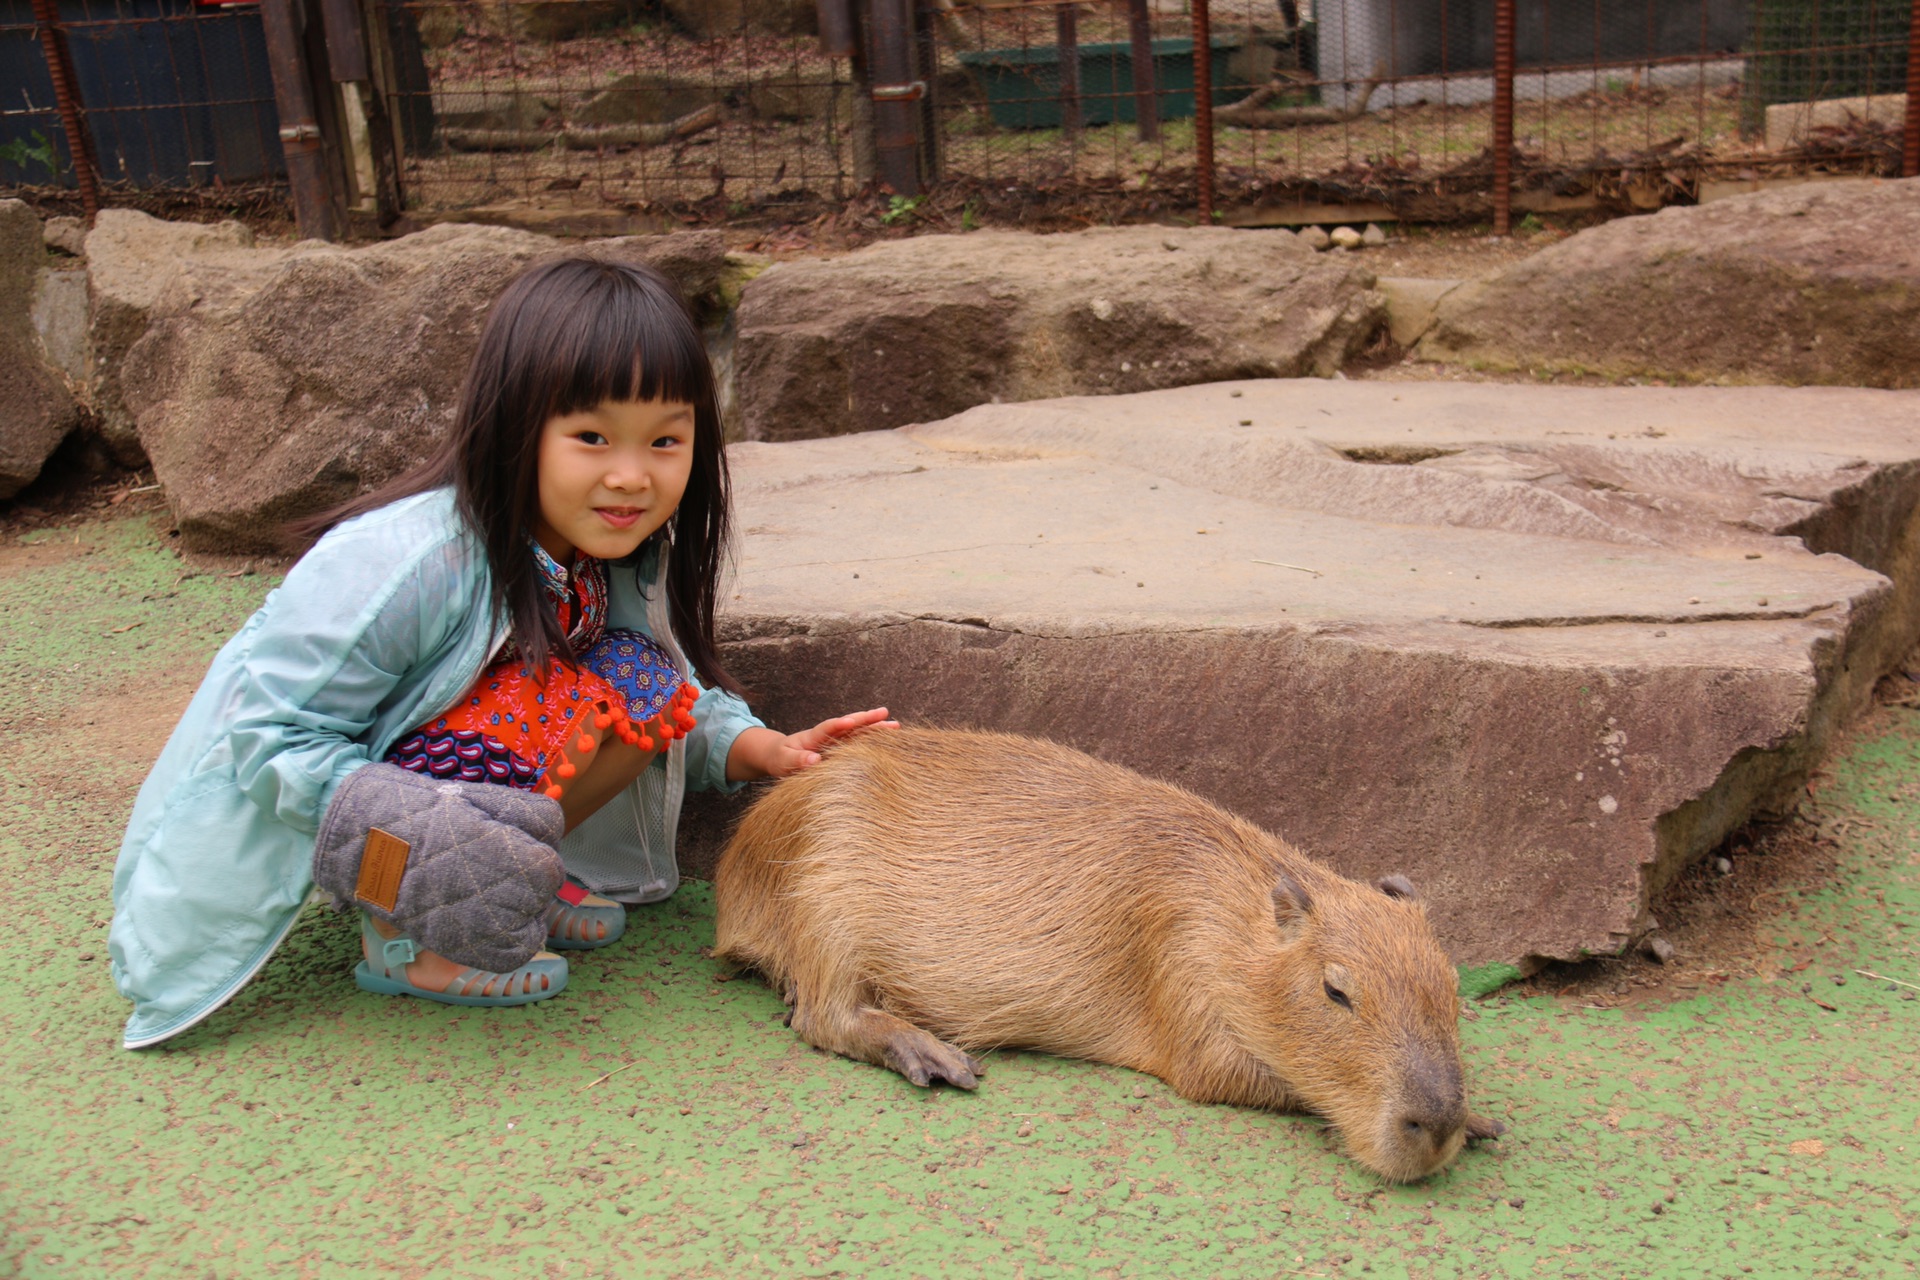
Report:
296,255,740,695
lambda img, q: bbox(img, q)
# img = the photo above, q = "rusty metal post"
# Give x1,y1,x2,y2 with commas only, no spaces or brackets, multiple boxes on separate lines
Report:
28,0,100,224
817,0,856,58
1056,2,1081,140
261,0,342,240
1126,0,1158,143
1491,0,1515,235
1192,0,1213,220
1904,0,1920,178
868,0,922,195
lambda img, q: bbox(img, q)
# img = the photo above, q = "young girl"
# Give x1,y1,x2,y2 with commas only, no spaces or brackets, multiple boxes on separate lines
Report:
108,255,892,1050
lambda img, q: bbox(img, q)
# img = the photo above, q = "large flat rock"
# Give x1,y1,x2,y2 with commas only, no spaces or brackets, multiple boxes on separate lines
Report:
690,380,1920,973
1417,178,1920,388
733,226,1385,442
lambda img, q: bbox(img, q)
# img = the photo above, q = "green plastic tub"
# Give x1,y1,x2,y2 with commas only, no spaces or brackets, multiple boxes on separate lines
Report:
958,36,1248,131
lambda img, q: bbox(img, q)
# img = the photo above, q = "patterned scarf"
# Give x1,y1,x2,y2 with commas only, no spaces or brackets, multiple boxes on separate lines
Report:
529,538,609,655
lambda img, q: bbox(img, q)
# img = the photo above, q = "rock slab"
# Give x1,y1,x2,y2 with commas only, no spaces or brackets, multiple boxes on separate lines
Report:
115,218,734,552
1418,178,1920,388
687,380,1920,972
0,200,81,499
733,226,1385,442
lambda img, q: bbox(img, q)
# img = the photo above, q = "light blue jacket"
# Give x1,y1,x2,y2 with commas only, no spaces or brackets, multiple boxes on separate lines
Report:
108,488,763,1049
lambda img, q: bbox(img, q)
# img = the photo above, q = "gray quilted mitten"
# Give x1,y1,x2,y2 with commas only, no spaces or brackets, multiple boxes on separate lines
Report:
314,762,566,973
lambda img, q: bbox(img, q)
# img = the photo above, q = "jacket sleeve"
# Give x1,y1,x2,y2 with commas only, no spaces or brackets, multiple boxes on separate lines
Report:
224,530,469,834
680,677,764,795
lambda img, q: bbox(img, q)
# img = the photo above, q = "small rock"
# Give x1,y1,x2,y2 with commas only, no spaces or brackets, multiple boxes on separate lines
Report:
1298,225,1332,251
1508,1197,1526,1209
1016,1120,1034,1137
1831,973,1846,987
1642,935,1675,964
42,215,87,257
77,952,94,961
1362,223,1389,247
1715,856,1733,875
1330,226,1364,250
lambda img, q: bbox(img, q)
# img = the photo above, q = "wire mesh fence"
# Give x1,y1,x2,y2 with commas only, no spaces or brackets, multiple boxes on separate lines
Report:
2,0,1917,232
1,0,281,191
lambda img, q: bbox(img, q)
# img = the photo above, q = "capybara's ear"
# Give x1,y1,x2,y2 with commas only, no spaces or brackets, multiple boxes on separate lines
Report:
1375,874,1418,901
1272,874,1314,941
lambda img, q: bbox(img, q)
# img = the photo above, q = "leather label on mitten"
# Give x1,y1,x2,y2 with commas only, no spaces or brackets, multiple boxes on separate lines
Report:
354,828,411,913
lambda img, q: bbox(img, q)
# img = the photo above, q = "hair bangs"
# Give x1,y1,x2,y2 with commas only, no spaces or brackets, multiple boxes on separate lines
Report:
520,262,715,424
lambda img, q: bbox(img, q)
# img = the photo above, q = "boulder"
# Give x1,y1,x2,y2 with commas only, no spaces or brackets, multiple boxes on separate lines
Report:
84,210,276,466
0,200,81,499
678,379,1920,974
1418,178,1920,388
120,223,735,552
733,227,1385,442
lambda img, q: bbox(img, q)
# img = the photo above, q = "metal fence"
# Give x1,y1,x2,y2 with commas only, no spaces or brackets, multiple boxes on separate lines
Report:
4,0,1917,236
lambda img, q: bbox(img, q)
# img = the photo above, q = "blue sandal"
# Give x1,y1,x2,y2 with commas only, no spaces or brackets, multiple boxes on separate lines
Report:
354,914,568,1006
544,878,627,950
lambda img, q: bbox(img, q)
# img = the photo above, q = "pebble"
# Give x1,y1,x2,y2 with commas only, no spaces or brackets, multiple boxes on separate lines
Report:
1715,856,1733,875
1642,935,1675,964
1329,226,1364,250
1298,225,1331,251
1362,223,1388,246
41,215,87,257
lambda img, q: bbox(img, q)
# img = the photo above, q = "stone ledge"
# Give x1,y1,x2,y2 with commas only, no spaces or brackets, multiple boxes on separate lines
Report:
680,379,1920,972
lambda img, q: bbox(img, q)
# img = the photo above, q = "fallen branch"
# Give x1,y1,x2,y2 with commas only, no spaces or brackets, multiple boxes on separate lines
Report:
442,103,724,153
1217,61,1386,128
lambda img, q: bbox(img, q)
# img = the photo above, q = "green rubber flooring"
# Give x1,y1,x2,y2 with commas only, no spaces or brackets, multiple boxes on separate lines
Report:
3,512,1918,1278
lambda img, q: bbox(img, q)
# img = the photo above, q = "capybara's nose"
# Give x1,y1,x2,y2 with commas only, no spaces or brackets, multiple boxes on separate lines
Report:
1399,1110,1464,1153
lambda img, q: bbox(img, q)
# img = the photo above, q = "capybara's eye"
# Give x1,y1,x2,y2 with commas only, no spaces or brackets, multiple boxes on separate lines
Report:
1324,980,1353,1010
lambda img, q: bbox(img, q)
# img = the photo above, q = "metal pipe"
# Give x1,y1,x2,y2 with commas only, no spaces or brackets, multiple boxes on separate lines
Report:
261,0,343,241
867,0,921,196
1905,0,1920,178
816,0,856,60
28,0,100,224
1192,0,1213,221
1056,1,1080,140
1126,0,1157,143
1491,0,1515,236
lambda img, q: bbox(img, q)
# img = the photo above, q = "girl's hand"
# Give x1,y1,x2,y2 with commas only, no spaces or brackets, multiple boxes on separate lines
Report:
726,709,898,782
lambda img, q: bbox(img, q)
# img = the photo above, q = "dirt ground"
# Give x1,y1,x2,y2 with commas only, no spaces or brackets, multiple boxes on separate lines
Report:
3,495,1918,1278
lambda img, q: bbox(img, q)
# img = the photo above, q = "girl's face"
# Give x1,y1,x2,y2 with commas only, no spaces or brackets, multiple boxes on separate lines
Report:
533,397,696,564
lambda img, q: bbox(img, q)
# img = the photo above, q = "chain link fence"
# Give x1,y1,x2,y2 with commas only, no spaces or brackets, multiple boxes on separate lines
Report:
3,0,1916,232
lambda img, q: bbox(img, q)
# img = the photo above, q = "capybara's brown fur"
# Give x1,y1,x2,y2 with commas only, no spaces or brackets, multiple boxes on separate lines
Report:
713,728,1500,1182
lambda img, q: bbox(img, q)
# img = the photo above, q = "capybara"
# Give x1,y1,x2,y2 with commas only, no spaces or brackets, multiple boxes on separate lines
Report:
713,727,1502,1182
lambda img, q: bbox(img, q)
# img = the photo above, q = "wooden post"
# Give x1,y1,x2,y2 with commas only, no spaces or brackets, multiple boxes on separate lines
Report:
1904,0,1919,178
1056,2,1081,140
868,0,922,195
28,0,100,223
1491,0,1515,235
261,0,343,241
816,0,856,58
1127,0,1158,143
1193,0,1214,220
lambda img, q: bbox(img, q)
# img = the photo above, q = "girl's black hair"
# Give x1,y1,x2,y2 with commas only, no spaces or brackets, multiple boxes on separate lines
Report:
295,254,741,695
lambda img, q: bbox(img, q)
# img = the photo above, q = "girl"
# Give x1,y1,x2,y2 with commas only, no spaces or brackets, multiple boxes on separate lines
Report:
108,256,892,1050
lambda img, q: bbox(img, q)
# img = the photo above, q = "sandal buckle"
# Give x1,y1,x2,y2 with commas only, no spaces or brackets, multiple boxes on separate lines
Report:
381,936,420,967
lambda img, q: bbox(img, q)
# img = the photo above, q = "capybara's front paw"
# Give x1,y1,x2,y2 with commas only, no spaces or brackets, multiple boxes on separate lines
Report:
1466,1113,1507,1142
884,1030,986,1089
